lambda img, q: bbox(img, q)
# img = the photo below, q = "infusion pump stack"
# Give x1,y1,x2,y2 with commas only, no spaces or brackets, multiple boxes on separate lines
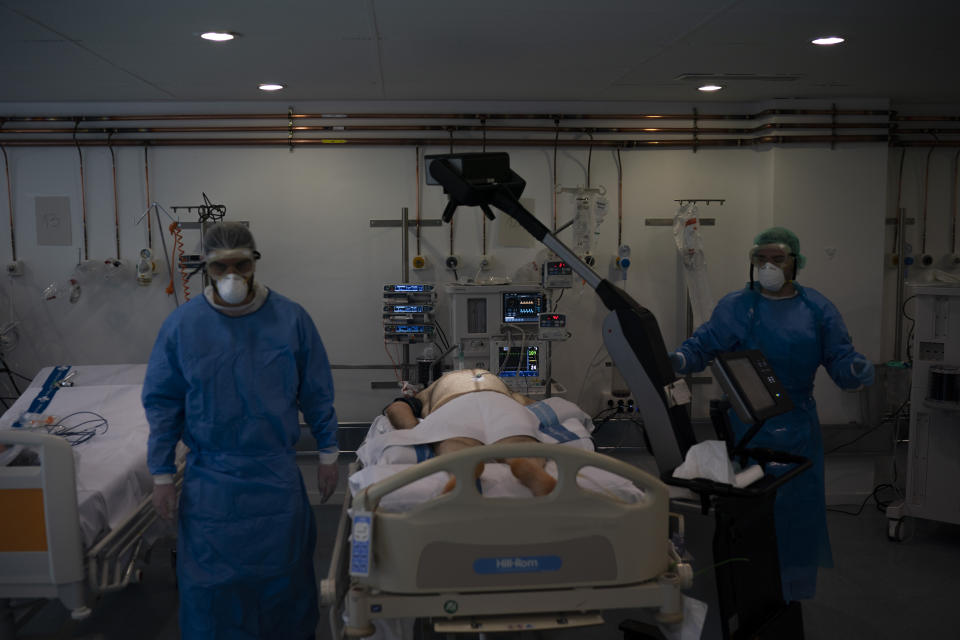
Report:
446,283,565,397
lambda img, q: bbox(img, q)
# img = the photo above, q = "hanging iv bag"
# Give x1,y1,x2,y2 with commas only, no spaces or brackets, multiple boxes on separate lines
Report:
572,194,593,256
673,203,715,328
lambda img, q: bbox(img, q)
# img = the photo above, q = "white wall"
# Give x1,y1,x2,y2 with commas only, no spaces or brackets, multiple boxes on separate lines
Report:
0,110,899,425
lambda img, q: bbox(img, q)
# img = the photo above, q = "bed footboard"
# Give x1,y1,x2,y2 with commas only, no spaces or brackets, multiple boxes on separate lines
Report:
354,442,670,594
0,430,89,619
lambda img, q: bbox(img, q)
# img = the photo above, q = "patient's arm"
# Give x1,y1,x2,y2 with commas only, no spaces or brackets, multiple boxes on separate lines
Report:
385,400,420,430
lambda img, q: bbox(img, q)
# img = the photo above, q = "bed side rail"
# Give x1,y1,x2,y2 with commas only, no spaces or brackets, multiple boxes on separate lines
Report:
0,430,86,610
355,442,668,511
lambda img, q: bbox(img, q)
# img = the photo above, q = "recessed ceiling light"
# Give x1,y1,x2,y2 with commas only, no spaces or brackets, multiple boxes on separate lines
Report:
258,83,285,92
698,84,723,92
200,31,236,42
811,36,844,46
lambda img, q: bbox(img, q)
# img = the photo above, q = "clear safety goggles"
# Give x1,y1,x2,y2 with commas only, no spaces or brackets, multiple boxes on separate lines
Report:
749,243,794,268
205,249,256,278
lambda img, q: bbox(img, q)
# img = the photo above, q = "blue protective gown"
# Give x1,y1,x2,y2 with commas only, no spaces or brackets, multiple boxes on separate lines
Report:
143,290,337,639
675,283,864,602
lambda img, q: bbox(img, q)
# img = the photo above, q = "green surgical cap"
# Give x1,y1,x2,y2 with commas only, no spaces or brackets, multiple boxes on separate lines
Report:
753,226,806,269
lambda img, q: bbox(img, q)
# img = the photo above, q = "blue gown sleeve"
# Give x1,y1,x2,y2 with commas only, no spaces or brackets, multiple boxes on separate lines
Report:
675,292,748,374
296,309,339,451
143,319,187,475
818,298,863,390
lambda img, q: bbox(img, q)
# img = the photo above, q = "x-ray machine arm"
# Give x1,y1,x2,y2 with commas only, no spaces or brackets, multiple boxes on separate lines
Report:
427,153,696,472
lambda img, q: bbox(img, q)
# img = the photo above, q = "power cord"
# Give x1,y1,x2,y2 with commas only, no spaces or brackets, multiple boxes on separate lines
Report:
827,483,901,517
35,411,109,446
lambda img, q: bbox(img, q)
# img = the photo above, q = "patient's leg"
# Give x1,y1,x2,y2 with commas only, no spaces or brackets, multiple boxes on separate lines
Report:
435,437,484,494
496,436,557,497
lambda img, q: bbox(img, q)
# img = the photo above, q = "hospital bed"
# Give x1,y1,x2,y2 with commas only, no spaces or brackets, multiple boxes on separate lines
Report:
321,400,691,637
0,364,169,629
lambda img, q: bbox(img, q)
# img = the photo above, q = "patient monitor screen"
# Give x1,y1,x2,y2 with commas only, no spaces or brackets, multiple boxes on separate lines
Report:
726,357,775,412
502,292,545,323
497,345,540,377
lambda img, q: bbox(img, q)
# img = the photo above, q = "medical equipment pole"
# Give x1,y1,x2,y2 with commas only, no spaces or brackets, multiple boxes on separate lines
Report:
428,155,695,472
401,207,410,381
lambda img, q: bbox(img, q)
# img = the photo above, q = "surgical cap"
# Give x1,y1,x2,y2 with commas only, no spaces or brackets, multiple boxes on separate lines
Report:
753,226,806,269
203,222,258,260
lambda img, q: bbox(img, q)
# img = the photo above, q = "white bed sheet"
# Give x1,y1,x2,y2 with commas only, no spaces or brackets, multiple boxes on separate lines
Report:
0,364,153,549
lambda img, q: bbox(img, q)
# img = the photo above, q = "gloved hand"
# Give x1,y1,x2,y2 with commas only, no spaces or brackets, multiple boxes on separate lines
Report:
317,462,339,503
152,483,177,521
851,358,875,386
669,351,686,373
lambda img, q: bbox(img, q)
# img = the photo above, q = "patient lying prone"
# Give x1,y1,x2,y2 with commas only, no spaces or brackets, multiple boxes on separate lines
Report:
383,370,558,496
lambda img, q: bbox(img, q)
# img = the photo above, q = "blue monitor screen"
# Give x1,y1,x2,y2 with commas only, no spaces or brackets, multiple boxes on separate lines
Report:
497,345,539,376
502,292,545,323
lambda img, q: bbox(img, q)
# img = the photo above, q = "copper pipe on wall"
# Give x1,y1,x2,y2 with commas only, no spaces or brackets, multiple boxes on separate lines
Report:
144,144,151,249
0,108,894,123
953,149,960,254
0,121,896,137
0,145,14,261
75,139,89,261
0,134,895,148
921,146,934,253
415,146,421,256
108,140,121,259
616,149,623,247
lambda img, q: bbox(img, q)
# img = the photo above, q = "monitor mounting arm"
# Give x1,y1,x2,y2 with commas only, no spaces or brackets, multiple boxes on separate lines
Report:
427,152,696,472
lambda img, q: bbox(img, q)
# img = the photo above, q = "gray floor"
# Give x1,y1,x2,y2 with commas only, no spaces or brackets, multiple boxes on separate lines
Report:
10,442,960,640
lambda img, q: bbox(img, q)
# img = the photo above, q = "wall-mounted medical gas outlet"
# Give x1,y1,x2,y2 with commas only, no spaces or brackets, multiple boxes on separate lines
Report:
5,260,23,276
615,244,631,270
918,254,935,269
478,255,492,271
412,255,427,270
136,248,154,286
583,252,596,267
444,254,461,271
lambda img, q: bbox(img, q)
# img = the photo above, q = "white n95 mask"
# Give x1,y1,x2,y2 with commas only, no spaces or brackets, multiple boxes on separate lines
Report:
216,273,249,304
757,263,786,292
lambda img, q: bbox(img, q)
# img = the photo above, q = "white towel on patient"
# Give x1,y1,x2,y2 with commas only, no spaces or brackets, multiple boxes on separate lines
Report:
357,392,594,467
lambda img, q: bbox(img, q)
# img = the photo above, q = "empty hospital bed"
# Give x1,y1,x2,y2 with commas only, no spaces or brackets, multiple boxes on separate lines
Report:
322,393,691,638
0,363,171,632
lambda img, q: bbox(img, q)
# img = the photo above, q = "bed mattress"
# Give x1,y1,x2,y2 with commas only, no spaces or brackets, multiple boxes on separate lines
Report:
1,364,153,548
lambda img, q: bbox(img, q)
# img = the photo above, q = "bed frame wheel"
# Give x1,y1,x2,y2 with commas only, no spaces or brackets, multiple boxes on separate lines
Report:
70,606,93,621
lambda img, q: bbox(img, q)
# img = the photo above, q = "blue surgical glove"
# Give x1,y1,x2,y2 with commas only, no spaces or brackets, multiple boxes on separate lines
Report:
851,358,875,386
669,351,686,373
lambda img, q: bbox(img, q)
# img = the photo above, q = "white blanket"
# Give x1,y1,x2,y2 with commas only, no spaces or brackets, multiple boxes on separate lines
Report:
351,393,645,510
357,392,594,467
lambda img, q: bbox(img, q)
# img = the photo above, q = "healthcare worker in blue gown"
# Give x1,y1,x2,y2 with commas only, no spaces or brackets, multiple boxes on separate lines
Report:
670,227,874,602
143,222,339,639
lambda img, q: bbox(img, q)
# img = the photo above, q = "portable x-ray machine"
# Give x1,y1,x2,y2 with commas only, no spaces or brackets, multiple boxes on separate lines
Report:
427,153,811,640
